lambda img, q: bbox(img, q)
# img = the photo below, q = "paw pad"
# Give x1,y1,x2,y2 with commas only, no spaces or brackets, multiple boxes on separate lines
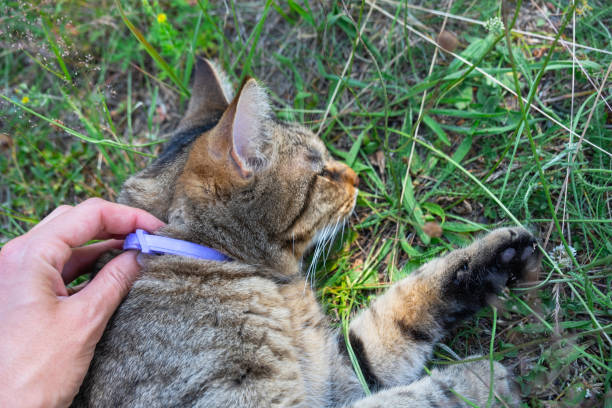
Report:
497,242,537,267
499,247,516,264
489,229,540,284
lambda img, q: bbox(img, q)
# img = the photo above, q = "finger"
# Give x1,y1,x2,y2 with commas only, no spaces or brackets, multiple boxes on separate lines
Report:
30,205,73,232
27,198,164,270
61,239,123,284
36,198,165,245
72,250,141,326
66,281,88,295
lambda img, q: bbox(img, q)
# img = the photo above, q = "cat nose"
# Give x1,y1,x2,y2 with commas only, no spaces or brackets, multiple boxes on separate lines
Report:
327,163,359,188
344,166,359,188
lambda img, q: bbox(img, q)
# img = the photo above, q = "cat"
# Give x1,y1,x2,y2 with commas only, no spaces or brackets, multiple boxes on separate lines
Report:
71,57,540,407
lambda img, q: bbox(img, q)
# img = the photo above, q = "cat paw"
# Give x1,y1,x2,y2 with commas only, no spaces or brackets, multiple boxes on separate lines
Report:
347,359,520,408
436,358,520,407
445,227,541,309
461,227,539,287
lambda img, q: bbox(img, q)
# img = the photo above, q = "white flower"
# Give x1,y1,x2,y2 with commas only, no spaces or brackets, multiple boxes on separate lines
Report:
485,17,505,34
549,244,576,268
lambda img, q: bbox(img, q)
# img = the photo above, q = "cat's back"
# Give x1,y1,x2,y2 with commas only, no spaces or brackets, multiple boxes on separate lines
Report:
72,256,326,408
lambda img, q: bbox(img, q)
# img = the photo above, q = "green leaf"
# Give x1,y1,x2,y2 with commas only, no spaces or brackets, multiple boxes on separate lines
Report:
423,115,450,146
40,14,72,83
402,173,429,244
346,127,368,167
288,0,315,27
422,202,445,222
442,221,485,233
453,86,473,110
400,238,422,257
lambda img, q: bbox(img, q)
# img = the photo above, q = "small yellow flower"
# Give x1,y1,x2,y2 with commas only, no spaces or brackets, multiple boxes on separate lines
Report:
21,96,30,104
576,0,593,15
157,13,167,23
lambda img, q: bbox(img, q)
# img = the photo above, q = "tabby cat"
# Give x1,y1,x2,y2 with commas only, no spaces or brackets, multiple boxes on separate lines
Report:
72,57,540,407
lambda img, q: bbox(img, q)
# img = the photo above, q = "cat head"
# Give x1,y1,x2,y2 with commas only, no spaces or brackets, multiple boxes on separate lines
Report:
119,57,358,270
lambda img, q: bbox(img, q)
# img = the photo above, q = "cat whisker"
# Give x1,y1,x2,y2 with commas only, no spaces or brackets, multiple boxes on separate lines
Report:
322,217,341,266
304,217,347,291
305,223,328,291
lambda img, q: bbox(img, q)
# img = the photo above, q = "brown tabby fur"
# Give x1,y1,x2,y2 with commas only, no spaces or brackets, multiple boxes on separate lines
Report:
72,57,540,407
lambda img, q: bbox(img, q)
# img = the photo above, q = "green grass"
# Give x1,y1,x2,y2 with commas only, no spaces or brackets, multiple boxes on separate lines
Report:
1,0,611,406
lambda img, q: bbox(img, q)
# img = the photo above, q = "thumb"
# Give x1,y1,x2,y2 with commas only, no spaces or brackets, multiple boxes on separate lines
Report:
74,250,141,327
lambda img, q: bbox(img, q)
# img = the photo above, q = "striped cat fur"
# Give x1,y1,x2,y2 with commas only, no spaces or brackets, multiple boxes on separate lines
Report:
72,57,540,408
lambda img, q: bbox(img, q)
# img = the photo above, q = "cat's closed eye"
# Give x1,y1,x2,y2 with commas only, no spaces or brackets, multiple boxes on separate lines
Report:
319,168,338,181
305,149,322,164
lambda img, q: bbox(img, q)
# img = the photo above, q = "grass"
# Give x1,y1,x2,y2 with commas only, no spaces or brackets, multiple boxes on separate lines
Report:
1,0,611,406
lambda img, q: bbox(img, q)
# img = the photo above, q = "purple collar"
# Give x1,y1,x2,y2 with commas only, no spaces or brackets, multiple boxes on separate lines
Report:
123,229,230,261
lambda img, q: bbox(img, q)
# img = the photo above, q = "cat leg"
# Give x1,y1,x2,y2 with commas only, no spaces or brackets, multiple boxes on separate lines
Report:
344,227,539,389
346,358,519,408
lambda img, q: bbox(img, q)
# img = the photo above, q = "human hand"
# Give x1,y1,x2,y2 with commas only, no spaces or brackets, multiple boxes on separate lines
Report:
0,198,164,408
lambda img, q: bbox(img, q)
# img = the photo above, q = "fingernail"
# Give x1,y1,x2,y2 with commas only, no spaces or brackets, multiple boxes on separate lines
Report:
136,252,145,267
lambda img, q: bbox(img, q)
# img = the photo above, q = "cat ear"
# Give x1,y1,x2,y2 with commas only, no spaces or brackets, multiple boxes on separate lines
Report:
227,78,272,178
179,57,232,130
